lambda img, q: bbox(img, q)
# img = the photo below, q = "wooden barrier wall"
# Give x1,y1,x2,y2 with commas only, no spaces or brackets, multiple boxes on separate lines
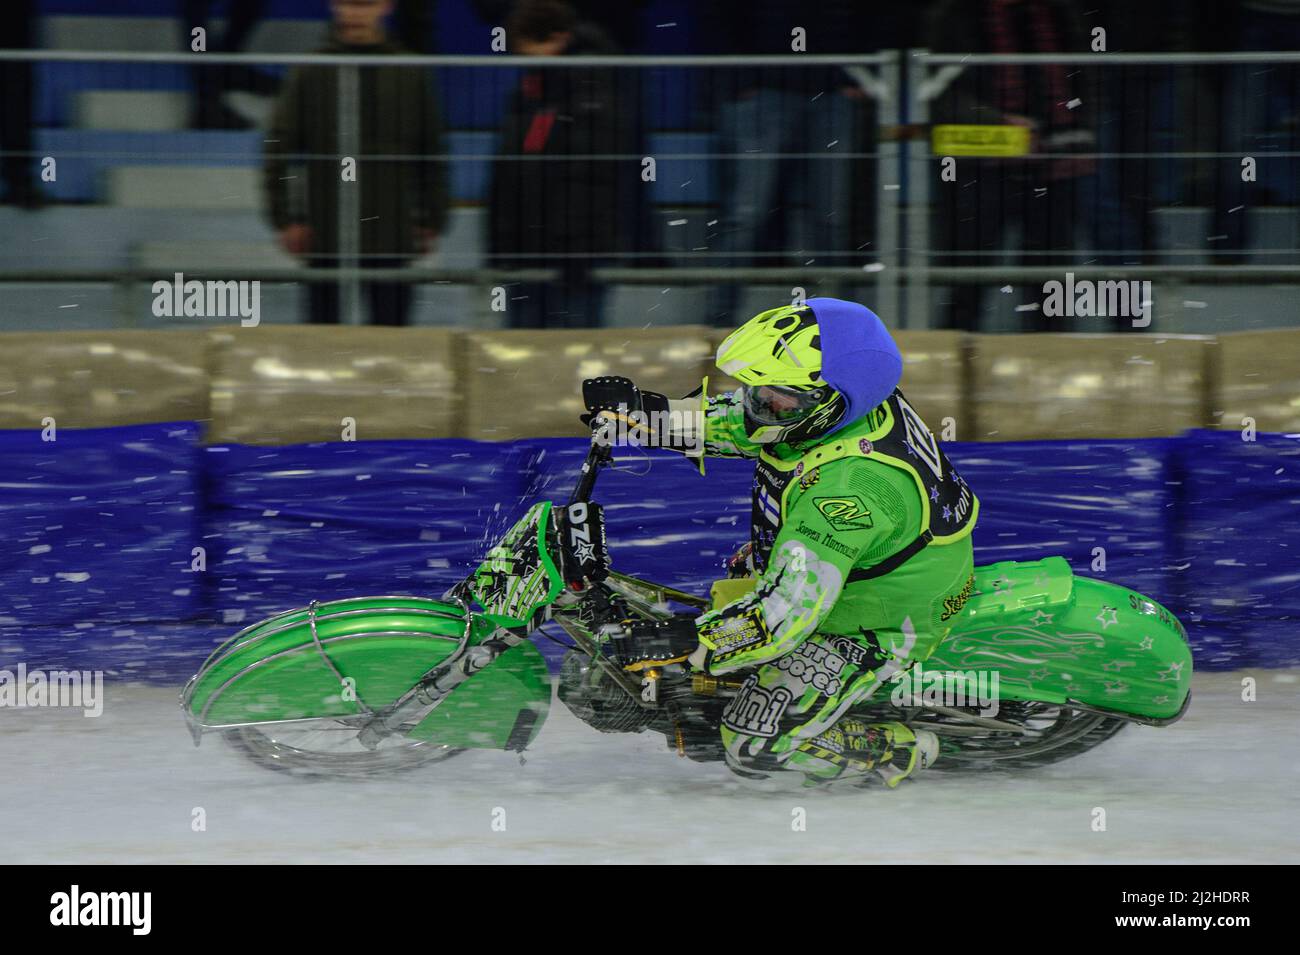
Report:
1,327,1296,442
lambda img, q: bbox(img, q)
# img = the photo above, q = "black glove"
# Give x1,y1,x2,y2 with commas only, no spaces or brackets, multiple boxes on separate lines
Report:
580,376,670,430
604,616,700,672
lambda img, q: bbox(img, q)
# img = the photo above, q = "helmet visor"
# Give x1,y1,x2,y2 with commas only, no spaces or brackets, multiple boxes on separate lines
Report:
743,384,833,427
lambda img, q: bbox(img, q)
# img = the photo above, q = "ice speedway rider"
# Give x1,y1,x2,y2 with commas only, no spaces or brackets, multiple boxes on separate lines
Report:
582,297,981,787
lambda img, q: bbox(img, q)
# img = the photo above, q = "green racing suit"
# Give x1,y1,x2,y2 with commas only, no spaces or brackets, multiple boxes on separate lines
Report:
681,386,979,786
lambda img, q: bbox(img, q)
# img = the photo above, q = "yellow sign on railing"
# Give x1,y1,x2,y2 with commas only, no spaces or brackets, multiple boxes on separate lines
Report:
931,124,1032,157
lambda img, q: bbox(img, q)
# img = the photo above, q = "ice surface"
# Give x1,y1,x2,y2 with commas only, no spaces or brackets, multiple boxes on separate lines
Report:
2,669,1297,864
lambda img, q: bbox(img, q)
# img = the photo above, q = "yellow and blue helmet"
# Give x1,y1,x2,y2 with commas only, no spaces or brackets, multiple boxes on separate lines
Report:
716,298,903,445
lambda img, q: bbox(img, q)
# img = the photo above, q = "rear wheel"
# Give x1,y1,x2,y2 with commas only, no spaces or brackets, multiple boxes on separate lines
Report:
847,700,1129,772
922,703,1127,771
225,720,462,778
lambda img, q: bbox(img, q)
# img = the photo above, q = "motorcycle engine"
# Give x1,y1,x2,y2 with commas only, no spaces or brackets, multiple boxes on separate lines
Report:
557,651,655,734
558,650,730,762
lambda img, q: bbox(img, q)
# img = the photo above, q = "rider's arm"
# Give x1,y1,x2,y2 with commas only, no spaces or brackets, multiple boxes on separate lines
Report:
670,389,762,460
689,462,904,674
582,377,761,461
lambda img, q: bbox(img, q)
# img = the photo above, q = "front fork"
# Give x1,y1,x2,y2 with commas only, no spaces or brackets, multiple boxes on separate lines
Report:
355,624,526,750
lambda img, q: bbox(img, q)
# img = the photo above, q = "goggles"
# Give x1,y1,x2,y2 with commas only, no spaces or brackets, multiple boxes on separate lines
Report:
743,384,834,427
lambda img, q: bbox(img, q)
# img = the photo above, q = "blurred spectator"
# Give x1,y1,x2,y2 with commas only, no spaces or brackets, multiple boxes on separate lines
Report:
1212,0,1300,264
472,0,649,54
926,0,1097,332
263,0,449,326
181,0,278,129
395,0,436,52
0,0,42,208
697,1,902,325
487,0,636,328
1083,2,1202,276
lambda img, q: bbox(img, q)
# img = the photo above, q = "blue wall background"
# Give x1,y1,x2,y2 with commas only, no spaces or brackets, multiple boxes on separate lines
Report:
1,423,1297,681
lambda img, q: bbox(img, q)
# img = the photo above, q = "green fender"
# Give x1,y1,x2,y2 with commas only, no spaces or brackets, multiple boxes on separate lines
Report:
184,595,552,751
187,596,472,727
928,557,1192,720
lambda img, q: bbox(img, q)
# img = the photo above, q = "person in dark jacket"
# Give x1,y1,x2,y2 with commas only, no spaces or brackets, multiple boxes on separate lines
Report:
487,0,636,328
472,0,649,53
697,0,904,326
263,0,449,326
0,0,42,207
925,0,1097,332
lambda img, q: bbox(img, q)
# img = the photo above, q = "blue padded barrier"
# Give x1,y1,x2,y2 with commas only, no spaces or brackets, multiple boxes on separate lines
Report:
1170,430,1300,669
1,426,1296,678
0,421,202,628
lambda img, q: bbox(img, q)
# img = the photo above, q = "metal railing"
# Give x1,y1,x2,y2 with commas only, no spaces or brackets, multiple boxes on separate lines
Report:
903,50,1300,329
1,48,1298,331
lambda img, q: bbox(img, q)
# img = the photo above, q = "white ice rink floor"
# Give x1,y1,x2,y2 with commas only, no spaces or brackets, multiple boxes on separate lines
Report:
2,668,1297,864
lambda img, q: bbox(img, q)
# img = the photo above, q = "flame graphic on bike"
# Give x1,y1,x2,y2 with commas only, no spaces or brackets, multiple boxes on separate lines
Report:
935,625,1106,669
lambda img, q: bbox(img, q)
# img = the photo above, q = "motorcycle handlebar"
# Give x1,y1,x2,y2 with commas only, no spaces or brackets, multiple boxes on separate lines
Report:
569,415,615,506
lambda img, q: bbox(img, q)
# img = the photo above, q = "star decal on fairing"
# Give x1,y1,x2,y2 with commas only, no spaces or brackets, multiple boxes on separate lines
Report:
572,539,595,564
1029,610,1055,625
1136,635,1154,651
1102,680,1129,695
1152,695,1170,705
1027,668,1050,681
1156,662,1183,683
1096,606,1119,628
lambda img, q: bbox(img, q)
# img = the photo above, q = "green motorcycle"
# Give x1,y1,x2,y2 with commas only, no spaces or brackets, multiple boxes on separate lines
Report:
181,419,1193,777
